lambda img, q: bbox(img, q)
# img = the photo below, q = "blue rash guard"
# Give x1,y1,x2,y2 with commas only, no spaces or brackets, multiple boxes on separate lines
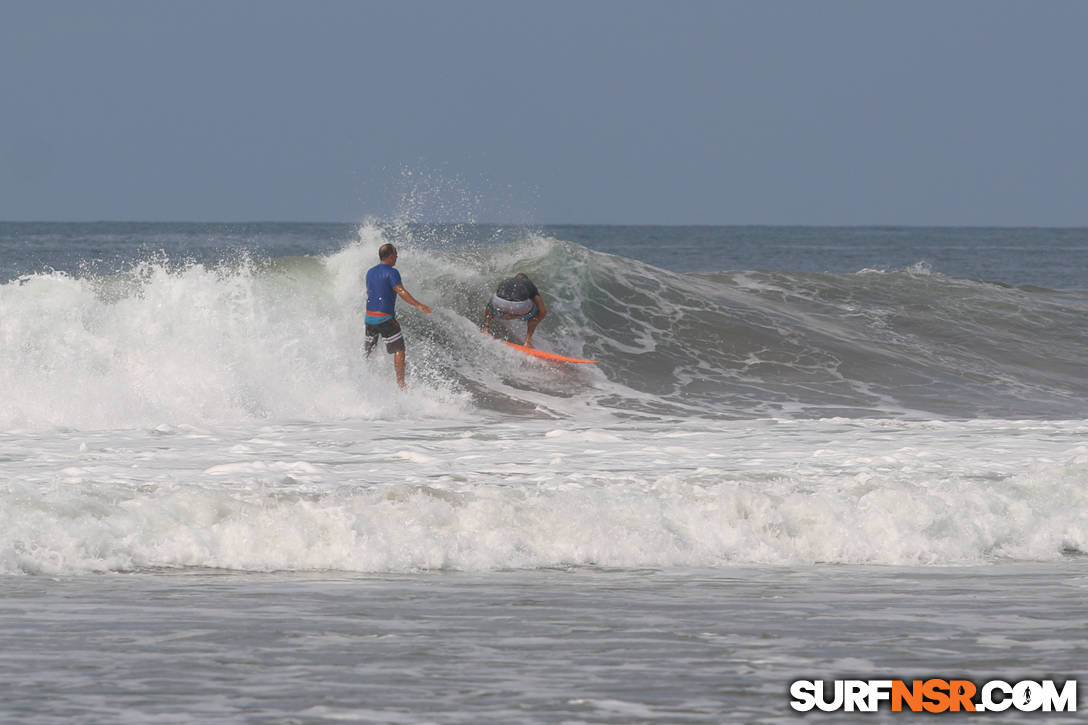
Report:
365,263,402,325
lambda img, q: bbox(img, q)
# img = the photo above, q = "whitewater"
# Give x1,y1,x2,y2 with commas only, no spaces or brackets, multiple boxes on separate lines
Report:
1,222,1086,722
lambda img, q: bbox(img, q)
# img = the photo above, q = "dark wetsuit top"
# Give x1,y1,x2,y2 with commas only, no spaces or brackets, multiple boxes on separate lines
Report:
495,277,538,302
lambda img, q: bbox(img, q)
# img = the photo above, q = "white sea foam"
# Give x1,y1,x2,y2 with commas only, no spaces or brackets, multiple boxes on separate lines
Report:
2,419,1084,575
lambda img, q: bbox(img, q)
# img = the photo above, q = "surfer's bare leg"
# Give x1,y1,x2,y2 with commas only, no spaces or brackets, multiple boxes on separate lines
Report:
394,349,407,389
481,306,493,334
524,316,540,348
523,297,547,347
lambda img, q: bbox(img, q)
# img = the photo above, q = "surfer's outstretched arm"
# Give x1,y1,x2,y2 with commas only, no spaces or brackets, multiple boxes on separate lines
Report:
394,285,433,315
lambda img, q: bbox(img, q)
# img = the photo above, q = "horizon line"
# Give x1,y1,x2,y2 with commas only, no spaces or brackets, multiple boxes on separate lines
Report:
3,220,1088,230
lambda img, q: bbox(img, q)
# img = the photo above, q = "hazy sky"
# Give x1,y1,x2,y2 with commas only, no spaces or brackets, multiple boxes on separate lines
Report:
2,0,1086,225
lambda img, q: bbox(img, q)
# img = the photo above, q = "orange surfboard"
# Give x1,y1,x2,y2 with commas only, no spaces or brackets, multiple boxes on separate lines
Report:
502,341,598,364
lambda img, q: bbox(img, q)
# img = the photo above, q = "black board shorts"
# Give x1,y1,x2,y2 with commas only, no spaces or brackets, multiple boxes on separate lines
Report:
365,318,405,354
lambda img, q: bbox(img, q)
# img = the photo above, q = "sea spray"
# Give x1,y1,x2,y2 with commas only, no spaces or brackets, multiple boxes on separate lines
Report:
0,254,469,429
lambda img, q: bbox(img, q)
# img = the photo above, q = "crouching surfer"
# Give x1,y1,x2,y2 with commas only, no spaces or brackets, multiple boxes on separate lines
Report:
481,273,547,348
365,243,433,388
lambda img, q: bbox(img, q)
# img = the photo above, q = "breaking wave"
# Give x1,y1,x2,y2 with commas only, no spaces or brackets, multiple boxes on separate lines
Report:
2,224,1087,429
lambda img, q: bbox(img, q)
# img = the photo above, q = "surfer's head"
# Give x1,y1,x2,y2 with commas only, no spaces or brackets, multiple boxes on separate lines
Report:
378,243,397,263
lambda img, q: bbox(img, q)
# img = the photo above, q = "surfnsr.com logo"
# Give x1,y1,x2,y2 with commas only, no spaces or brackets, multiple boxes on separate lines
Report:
789,679,1078,713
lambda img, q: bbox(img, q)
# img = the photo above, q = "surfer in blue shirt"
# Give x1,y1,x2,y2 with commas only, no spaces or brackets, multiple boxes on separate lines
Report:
365,243,433,388
482,273,547,348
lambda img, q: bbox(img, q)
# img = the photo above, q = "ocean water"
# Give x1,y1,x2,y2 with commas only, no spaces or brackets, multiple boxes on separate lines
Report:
1,222,1086,723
